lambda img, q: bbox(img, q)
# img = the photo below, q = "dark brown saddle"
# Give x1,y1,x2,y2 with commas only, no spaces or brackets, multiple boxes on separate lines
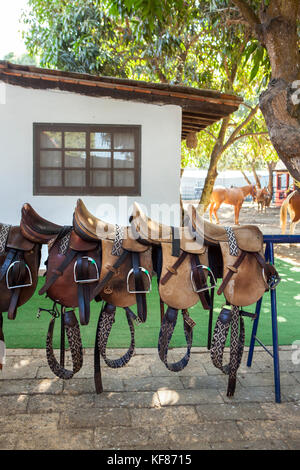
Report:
21,203,100,327
20,201,153,393
73,199,153,391
20,203,101,383
0,222,41,369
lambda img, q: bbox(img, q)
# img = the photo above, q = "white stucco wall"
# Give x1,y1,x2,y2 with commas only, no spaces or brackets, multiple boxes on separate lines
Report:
0,82,181,262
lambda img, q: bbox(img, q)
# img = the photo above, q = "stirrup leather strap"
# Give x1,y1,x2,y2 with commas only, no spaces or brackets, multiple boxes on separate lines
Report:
158,307,194,372
210,305,245,397
46,310,83,380
96,302,135,368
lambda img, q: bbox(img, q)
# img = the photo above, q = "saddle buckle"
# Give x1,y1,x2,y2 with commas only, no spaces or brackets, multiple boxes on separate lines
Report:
126,267,152,294
190,265,217,293
6,261,33,289
73,257,100,284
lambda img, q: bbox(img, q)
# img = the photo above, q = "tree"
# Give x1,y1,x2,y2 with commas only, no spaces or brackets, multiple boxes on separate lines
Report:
3,52,38,66
23,0,273,211
230,0,300,186
104,0,300,196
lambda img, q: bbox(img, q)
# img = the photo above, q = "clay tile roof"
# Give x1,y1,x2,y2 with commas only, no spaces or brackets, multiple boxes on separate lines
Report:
0,61,243,140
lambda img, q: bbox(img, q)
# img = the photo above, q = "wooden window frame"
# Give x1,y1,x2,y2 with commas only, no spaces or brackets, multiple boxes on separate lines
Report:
33,123,141,196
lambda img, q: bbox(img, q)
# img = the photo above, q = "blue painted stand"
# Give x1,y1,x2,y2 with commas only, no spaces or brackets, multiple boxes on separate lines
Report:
247,234,300,403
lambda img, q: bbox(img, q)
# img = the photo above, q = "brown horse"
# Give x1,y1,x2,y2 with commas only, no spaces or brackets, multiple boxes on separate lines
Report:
280,189,300,234
209,184,256,225
256,187,271,212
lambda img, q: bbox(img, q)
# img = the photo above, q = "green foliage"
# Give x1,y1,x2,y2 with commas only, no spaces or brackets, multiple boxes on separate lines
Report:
3,52,38,66
22,0,277,172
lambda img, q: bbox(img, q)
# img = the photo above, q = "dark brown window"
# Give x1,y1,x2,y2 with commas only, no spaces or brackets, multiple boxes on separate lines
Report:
33,123,141,195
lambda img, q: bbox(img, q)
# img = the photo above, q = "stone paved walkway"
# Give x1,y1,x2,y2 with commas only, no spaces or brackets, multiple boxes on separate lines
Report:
0,346,300,450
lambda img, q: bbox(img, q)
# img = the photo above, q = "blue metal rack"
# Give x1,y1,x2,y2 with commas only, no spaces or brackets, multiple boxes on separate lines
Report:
247,234,300,403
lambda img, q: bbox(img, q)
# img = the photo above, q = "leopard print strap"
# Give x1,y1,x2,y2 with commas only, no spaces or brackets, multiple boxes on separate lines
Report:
0,224,10,255
210,305,245,396
158,307,193,372
46,314,83,380
224,226,239,257
97,303,135,368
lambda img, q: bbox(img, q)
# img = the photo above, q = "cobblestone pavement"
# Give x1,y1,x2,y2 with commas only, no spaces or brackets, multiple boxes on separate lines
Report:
0,346,299,450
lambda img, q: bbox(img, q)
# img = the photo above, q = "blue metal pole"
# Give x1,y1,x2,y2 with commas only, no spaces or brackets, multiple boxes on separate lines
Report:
269,242,281,403
247,243,270,368
247,297,263,367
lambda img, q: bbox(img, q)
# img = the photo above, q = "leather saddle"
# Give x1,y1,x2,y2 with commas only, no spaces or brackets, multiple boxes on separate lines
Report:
73,199,153,389
130,202,280,397
20,201,153,393
130,202,216,372
0,222,41,368
20,203,101,382
21,203,100,326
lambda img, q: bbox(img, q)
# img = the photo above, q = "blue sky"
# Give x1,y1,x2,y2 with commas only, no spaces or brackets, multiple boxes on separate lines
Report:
0,1,29,59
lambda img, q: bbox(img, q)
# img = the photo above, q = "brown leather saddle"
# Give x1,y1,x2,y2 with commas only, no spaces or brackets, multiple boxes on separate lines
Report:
0,222,41,369
73,199,152,390
20,200,152,393
20,203,101,382
188,205,280,396
130,202,216,372
130,202,280,396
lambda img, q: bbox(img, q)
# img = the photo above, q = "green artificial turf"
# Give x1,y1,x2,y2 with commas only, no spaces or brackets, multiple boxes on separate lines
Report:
2,258,300,349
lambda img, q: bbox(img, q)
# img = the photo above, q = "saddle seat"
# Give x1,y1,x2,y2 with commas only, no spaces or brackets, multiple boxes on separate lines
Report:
74,199,148,253
21,203,65,244
131,202,205,254
189,205,263,252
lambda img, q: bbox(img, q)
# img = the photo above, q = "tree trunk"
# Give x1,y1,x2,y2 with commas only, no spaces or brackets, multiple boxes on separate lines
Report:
233,0,300,183
241,170,252,185
251,163,261,188
267,161,276,196
197,117,230,213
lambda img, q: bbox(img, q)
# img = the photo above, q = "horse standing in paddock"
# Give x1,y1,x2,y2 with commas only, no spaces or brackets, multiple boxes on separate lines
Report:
209,184,256,225
256,187,271,212
280,190,300,234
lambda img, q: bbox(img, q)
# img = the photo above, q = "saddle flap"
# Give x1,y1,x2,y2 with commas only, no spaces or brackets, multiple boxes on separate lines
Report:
179,226,206,254
218,241,267,306
6,226,35,251
68,231,98,252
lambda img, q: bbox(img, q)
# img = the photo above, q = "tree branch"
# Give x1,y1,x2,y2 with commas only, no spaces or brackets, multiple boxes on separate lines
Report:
229,131,269,144
203,130,218,141
230,0,261,28
222,104,260,153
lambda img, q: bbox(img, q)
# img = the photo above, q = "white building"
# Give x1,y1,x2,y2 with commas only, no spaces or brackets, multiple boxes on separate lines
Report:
0,61,241,231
